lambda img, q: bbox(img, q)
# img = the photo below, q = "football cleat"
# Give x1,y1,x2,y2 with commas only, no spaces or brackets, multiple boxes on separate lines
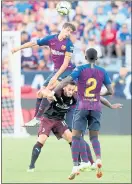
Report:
24,117,40,127
91,163,96,170
79,161,91,172
96,159,103,178
68,166,80,180
27,166,35,173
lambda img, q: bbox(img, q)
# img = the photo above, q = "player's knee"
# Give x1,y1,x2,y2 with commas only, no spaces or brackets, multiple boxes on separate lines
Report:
37,134,48,145
37,90,43,98
62,129,72,143
72,129,82,137
37,86,46,98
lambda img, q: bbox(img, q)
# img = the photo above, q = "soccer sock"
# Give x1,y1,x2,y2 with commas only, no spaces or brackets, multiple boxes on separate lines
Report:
36,98,49,119
72,136,81,166
29,142,43,169
84,140,94,164
34,98,42,117
90,136,101,160
80,137,88,163
78,153,81,164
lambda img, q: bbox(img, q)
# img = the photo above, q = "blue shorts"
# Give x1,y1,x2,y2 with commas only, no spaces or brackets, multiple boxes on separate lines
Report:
43,70,73,86
72,109,102,132
65,107,75,131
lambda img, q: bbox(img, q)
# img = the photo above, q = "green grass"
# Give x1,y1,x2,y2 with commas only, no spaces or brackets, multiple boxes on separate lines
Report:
2,135,131,183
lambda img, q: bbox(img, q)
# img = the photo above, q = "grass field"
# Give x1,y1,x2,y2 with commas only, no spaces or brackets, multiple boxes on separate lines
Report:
2,135,131,183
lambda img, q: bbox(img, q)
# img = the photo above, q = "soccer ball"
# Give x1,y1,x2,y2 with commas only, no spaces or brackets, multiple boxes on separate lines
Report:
56,1,71,16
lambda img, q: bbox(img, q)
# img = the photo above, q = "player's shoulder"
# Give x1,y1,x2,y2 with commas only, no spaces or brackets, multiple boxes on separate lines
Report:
77,64,90,70
48,34,57,39
94,65,107,73
66,37,73,46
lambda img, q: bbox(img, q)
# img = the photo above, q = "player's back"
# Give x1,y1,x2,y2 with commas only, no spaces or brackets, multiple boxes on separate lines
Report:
76,64,111,111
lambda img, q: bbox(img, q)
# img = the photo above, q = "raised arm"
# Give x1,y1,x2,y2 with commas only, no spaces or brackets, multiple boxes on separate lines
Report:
11,35,54,54
100,96,123,109
11,41,37,54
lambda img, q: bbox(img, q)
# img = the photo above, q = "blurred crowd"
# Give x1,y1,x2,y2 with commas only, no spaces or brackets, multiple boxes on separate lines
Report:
2,1,131,71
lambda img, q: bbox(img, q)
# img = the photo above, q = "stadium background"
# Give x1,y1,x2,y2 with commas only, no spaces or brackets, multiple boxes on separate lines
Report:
2,1,131,183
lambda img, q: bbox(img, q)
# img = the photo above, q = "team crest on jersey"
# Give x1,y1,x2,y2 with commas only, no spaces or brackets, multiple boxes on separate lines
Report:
61,45,66,50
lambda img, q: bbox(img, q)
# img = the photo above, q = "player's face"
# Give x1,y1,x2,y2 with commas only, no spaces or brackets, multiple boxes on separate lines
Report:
63,84,76,97
61,27,73,39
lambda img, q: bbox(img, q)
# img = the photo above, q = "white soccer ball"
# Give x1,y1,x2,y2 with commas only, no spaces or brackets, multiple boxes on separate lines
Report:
56,1,71,16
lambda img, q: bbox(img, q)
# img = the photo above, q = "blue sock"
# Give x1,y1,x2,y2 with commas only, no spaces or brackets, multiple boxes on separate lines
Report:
90,136,101,159
80,137,88,163
72,136,80,166
34,98,42,117
84,140,94,164
36,98,49,119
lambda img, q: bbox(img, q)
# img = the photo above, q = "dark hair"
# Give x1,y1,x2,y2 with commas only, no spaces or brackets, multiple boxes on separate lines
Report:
85,48,97,62
63,22,76,32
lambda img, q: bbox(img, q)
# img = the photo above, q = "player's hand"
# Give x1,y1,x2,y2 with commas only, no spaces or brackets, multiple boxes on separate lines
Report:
111,103,123,109
11,47,19,54
48,76,58,89
47,91,57,101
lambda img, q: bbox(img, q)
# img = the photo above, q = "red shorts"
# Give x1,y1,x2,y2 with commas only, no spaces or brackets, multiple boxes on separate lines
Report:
38,116,68,139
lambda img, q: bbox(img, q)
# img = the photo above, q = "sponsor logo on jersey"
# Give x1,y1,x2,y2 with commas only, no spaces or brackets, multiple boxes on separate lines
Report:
61,45,66,50
56,103,70,110
51,49,64,56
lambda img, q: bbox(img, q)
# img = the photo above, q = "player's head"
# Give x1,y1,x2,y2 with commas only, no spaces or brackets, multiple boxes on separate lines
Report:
63,81,76,97
85,48,98,63
60,22,76,39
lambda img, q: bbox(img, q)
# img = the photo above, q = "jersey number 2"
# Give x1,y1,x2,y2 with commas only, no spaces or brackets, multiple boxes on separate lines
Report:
85,78,97,97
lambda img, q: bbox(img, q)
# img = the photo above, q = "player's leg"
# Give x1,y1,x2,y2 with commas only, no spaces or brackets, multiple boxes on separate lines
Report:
28,117,53,171
37,69,73,119
88,111,102,178
69,110,91,180
25,72,56,126
65,107,94,165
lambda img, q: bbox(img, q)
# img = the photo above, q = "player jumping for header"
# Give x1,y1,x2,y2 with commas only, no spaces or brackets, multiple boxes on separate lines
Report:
49,48,114,179
12,22,76,126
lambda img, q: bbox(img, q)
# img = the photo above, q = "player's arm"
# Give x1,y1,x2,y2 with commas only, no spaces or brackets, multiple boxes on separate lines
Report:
100,70,114,96
11,35,53,54
41,88,57,102
100,96,123,109
53,66,81,93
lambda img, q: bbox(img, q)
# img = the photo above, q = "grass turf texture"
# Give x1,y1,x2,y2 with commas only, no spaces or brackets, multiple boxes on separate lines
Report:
2,135,131,183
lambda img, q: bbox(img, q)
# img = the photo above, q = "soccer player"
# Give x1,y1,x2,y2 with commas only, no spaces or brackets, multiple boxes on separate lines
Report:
27,81,94,172
28,81,122,173
49,48,114,179
11,22,76,126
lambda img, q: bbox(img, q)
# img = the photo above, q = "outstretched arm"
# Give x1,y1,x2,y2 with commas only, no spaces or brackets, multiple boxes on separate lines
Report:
100,96,123,109
11,35,53,54
53,76,73,93
11,41,37,53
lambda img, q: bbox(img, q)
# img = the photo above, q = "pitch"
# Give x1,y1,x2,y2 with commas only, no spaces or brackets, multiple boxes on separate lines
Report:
2,135,131,183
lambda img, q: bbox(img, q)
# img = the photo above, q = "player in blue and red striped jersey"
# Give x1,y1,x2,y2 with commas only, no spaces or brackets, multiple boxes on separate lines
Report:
12,22,76,126
50,48,113,179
